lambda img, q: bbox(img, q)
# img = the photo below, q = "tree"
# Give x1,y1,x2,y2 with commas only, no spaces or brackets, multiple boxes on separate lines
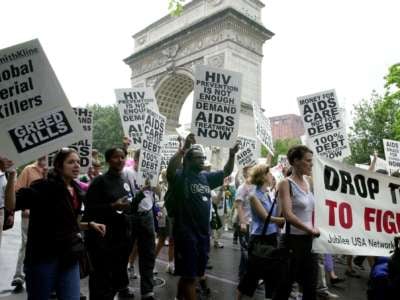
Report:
168,0,186,16
261,138,301,166
88,104,124,156
348,63,400,164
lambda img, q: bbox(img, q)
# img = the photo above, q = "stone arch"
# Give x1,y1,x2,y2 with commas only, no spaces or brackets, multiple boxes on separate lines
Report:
154,68,194,133
124,0,274,148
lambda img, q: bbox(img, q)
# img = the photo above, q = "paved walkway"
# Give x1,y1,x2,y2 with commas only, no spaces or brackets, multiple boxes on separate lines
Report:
1,214,370,299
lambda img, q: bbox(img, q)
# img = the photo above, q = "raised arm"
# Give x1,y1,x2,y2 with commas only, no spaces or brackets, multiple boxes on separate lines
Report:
166,134,196,183
223,142,239,177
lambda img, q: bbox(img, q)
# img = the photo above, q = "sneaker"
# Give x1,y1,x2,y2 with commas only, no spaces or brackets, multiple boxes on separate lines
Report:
214,241,224,248
118,287,135,298
11,277,24,287
128,266,138,279
12,284,24,294
164,240,169,246
166,263,175,275
318,289,339,299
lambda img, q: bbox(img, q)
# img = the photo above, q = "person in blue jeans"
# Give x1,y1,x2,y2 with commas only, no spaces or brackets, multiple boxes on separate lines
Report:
167,135,239,300
14,148,105,300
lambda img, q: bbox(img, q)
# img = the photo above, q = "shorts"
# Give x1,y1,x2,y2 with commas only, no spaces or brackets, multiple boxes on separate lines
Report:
174,231,210,278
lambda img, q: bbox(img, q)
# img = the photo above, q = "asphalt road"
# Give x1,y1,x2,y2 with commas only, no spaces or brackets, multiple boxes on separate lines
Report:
0,214,370,299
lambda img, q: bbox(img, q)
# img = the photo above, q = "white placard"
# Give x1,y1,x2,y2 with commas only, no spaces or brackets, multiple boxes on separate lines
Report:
137,108,166,186
252,102,274,155
312,156,400,257
191,65,241,147
160,135,180,170
297,89,350,160
237,135,256,151
115,87,158,149
236,147,257,168
383,139,400,174
277,154,289,167
48,108,93,173
0,39,84,166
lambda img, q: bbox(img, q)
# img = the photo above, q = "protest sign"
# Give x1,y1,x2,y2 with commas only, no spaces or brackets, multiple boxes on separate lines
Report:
312,155,400,257
370,155,389,173
252,102,274,155
236,147,257,168
137,107,166,186
355,164,369,170
191,65,241,147
236,136,257,168
0,39,84,166
277,154,289,167
160,135,180,170
237,135,256,151
115,87,158,149
48,107,93,173
383,139,400,174
297,89,350,160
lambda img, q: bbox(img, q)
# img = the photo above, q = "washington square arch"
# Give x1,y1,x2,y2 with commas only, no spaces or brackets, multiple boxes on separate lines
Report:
123,0,273,164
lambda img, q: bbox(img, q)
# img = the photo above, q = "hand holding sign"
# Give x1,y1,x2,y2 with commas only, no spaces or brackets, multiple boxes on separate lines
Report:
229,141,240,157
183,133,196,151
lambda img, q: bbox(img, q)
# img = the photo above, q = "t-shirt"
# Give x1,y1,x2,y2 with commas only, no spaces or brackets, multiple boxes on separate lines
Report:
250,187,278,235
173,169,224,236
0,172,7,208
235,183,255,225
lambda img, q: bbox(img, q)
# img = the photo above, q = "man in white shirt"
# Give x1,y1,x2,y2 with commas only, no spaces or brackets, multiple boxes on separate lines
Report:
123,149,157,300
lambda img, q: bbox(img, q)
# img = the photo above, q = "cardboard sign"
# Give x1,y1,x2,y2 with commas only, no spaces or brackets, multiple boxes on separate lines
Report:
137,108,166,186
236,147,257,168
370,155,389,173
48,108,93,173
298,89,350,160
312,156,400,257
115,87,158,149
191,65,241,147
252,102,274,155
277,154,289,167
383,139,400,174
160,135,180,170
237,135,256,151
0,39,84,166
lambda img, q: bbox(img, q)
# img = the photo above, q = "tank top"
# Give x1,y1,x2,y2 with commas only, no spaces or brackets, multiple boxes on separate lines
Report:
285,177,315,235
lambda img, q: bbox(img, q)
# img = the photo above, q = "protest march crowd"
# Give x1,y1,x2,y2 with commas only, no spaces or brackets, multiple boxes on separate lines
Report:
1,40,400,300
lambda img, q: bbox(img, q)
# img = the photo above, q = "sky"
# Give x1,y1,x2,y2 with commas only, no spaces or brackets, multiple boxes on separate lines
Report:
1,0,399,125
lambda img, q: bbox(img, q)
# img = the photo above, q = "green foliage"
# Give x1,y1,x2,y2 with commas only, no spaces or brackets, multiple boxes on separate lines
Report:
168,0,186,16
261,138,301,165
349,63,400,164
87,104,124,157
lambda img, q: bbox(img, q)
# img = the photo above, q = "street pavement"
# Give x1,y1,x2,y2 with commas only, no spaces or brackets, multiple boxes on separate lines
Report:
1,214,370,299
